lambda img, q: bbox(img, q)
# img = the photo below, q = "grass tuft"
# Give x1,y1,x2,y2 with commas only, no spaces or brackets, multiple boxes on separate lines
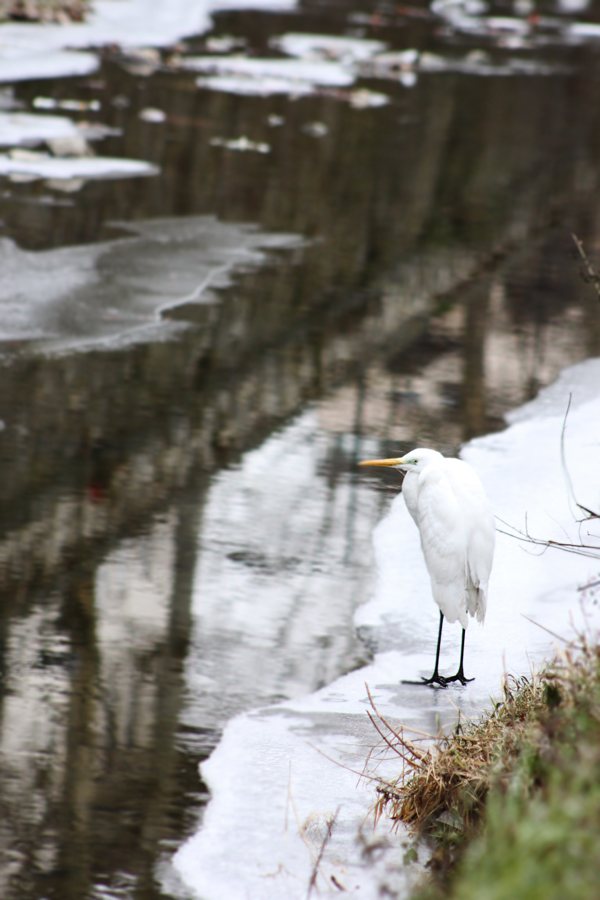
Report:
369,634,600,897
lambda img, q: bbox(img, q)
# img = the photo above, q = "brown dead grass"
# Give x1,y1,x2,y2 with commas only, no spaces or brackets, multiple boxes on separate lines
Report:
367,647,584,839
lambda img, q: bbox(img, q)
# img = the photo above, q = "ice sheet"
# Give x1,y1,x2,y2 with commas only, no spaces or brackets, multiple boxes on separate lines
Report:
172,357,600,899
0,216,300,351
0,111,80,147
430,0,600,47
271,32,386,62
0,0,297,83
187,33,389,98
367,49,565,86
0,49,98,83
186,55,355,92
0,153,157,180
197,73,315,95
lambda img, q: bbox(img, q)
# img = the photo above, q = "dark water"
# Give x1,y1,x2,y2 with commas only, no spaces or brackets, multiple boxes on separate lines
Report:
1,1,600,897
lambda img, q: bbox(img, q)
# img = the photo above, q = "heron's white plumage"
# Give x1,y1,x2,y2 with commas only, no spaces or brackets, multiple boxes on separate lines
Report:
401,449,495,628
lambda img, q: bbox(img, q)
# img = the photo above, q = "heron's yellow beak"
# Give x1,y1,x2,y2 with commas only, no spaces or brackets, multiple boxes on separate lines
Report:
359,457,405,467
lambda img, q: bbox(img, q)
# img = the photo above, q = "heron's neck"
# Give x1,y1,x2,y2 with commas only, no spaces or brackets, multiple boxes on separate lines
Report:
402,471,419,525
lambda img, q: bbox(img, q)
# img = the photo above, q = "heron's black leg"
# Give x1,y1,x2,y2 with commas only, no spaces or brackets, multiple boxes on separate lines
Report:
402,611,448,687
444,628,474,685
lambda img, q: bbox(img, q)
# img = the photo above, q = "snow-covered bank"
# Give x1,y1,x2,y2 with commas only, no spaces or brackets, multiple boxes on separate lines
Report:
0,0,296,82
171,357,600,899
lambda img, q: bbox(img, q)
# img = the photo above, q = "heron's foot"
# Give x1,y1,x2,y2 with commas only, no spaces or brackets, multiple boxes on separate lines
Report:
422,673,449,688
401,673,448,688
443,671,474,686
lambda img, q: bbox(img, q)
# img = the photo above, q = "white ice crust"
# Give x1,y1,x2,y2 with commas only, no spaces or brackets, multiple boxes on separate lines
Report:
172,358,600,899
0,49,98,83
0,153,157,180
0,112,80,146
188,32,389,97
271,32,387,62
0,0,296,83
184,55,356,91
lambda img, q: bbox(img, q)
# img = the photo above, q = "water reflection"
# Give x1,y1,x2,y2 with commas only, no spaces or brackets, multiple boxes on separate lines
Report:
0,223,595,897
0,1,599,897
182,413,382,728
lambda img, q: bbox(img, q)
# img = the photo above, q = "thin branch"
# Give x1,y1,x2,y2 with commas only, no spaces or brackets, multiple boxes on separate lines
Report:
495,516,600,559
560,394,577,515
521,613,569,643
365,683,436,740
306,807,339,900
495,528,600,558
367,711,422,768
578,578,600,592
572,232,600,301
307,741,388,786
559,393,598,520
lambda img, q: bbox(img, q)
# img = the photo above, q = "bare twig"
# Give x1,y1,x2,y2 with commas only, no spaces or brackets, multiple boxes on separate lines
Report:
495,516,600,560
365,684,436,740
520,614,569,643
307,741,389,786
559,393,599,521
306,807,339,900
367,711,424,769
560,394,577,517
572,232,600,301
578,578,600,592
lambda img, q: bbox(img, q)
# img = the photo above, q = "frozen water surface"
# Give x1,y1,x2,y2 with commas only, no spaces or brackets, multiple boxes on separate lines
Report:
173,357,600,899
0,216,300,350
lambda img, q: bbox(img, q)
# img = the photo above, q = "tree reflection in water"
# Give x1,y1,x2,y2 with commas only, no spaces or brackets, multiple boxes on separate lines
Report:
0,1,599,897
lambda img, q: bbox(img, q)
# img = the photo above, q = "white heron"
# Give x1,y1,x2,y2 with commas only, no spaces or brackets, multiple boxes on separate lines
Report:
360,448,495,687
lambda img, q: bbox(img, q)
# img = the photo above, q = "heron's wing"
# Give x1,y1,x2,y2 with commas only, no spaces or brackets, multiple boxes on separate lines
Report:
443,459,495,587
416,467,469,624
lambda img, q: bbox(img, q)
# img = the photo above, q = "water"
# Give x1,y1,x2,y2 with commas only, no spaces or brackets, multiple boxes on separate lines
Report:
0,0,600,897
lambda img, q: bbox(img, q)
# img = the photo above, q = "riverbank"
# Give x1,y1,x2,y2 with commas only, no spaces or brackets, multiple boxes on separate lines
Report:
374,631,600,900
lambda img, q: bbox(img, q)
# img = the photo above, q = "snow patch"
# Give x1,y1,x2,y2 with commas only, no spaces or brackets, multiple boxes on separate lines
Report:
0,111,80,147
187,33,389,99
186,55,356,93
0,0,297,83
0,49,98,84
0,153,157,181
271,32,386,62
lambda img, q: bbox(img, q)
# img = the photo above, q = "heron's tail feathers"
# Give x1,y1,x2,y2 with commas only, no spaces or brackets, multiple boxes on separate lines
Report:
432,578,488,626
475,587,487,623
469,582,487,623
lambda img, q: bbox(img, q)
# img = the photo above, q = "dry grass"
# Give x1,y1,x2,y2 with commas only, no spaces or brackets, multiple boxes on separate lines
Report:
369,635,600,841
